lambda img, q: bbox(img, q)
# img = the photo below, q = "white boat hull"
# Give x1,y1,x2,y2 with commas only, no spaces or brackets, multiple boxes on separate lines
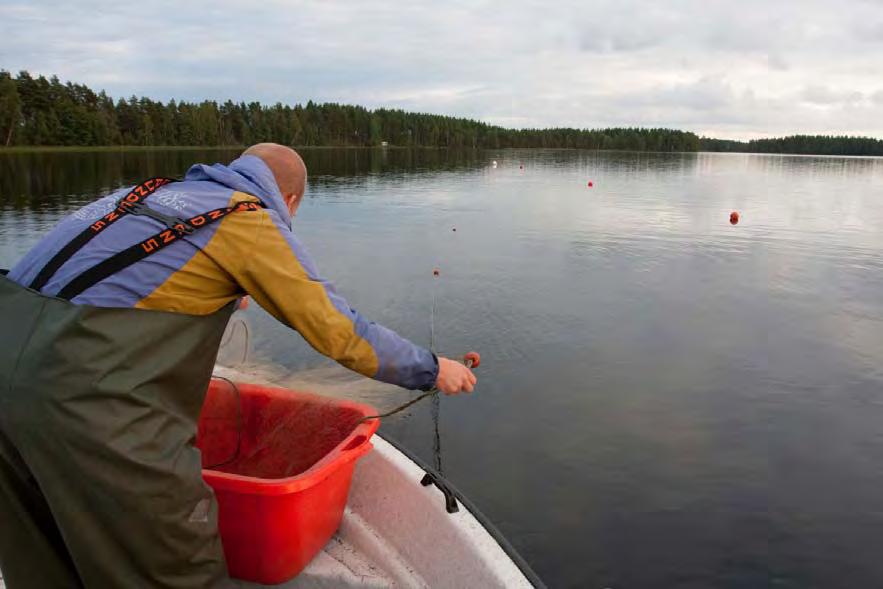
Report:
230,434,536,588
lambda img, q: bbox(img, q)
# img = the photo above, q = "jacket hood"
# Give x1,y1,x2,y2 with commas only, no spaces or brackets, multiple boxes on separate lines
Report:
184,155,292,228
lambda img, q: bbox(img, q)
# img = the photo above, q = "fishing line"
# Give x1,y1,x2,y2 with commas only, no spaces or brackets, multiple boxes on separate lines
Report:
360,270,453,424
360,267,479,481
431,387,443,474
429,269,444,474
218,305,251,366
205,375,243,469
361,270,481,423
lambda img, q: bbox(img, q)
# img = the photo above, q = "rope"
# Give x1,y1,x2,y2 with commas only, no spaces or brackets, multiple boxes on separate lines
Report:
431,390,443,473
428,275,444,473
359,388,440,422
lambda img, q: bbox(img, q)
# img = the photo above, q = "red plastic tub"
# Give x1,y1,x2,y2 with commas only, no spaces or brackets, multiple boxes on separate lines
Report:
197,380,380,584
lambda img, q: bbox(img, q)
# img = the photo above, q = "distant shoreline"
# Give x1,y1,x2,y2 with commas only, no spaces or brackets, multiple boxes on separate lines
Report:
2,145,882,158
3,70,882,157
0,145,471,154
0,145,241,153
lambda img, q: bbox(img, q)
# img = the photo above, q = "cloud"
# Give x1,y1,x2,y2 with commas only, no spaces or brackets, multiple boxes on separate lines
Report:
1,0,882,139
855,20,883,43
766,54,790,72
800,85,864,106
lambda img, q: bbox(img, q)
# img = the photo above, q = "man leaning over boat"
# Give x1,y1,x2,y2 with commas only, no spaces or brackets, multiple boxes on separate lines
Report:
0,143,476,588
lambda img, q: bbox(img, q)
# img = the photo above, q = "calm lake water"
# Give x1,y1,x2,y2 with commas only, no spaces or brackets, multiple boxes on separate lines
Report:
2,148,883,588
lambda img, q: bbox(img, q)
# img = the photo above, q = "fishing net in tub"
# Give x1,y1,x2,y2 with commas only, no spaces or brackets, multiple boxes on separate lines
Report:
197,377,378,479
196,377,380,584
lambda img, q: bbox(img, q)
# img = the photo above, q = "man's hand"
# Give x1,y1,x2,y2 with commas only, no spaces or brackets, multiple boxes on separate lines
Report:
435,356,477,395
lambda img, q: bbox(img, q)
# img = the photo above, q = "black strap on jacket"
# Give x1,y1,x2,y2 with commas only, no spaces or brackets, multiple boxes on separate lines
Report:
56,200,263,300
29,177,265,301
29,178,176,292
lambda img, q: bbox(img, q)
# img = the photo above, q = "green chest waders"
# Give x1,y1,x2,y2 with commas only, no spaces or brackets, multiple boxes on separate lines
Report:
0,179,263,588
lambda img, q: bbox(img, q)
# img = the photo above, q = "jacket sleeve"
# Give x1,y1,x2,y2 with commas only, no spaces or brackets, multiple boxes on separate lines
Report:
228,209,438,391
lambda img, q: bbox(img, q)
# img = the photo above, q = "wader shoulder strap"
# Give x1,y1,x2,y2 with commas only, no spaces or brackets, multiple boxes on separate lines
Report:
29,178,176,292
56,200,265,301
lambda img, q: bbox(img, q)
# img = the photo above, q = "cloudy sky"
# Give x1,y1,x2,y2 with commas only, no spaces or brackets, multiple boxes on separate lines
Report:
2,0,882,139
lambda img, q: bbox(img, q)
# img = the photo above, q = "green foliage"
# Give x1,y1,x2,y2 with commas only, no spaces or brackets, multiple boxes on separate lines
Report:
7,70,877,155
700,135,883,156
0,70,702,152
0,71,22,146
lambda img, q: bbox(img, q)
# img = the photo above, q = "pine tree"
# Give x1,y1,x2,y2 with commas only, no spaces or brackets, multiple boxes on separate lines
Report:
0,72,22,146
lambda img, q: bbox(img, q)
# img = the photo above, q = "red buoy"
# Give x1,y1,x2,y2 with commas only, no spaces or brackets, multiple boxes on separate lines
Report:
433,268,440,277
730,211,740,225
587,181,594,188
464,351,481,368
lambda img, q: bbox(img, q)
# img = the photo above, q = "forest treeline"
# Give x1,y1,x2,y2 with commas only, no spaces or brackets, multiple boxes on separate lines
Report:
0,71,699,150
699,136,883,156
0,70,880,155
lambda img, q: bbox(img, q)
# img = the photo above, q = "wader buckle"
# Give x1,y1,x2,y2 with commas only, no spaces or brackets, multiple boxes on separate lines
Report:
121,200,194,235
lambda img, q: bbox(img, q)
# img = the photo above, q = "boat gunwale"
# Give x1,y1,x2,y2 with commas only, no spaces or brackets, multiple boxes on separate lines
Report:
379,433,547,589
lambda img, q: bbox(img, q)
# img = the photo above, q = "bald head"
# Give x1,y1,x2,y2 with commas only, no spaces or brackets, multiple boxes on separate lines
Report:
242,143,307,216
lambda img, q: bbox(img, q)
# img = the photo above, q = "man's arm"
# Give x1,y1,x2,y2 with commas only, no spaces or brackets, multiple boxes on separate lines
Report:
227,208,442,390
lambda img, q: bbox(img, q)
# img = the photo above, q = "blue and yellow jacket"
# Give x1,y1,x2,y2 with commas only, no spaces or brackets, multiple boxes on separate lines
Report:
9,155,438,390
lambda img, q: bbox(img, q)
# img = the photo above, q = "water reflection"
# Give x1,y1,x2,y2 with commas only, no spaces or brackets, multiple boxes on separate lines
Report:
0,147,491,210
2,149,883,587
